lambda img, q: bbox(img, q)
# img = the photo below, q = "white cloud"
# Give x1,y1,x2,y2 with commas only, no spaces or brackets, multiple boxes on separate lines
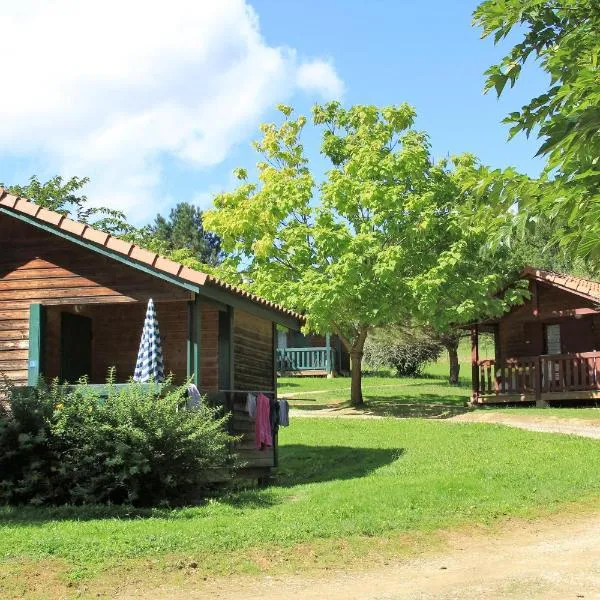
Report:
296,60,345,99
0,0,344,222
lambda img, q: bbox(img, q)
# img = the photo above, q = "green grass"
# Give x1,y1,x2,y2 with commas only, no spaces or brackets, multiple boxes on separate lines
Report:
278,360,472,418
279,352,600,420
2,417,600,595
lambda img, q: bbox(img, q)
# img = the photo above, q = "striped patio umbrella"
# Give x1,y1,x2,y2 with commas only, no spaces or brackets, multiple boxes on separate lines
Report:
133,299,165,383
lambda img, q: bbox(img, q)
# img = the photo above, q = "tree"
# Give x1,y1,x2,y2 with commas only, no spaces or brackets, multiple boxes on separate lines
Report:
204,104,526,406
473,0,600,262
149,203,222,266
3,175,132,236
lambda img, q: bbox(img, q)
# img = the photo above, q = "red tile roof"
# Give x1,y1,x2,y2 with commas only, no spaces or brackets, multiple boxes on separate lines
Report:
0,187,304,322
522,266,600,302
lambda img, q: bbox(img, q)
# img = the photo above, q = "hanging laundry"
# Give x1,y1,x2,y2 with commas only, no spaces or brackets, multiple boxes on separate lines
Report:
254,392,272,449
246,393,257,419
270,395,280,434
278,399,290,426
187,384,202,409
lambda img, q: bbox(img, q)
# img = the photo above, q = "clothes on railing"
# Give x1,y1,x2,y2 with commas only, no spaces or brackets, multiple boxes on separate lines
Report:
187,383,202,408
246,393,257,418
244,392,290,430
255,392,273,449
278,399,289,427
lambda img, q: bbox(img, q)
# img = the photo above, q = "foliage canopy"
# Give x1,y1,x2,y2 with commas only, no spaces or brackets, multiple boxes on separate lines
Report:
205,103,525,404
473,0,600,262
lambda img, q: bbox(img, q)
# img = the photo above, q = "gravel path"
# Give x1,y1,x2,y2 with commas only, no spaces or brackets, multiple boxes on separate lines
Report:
290,406,600,439
121,511,600,599
450,411,600,439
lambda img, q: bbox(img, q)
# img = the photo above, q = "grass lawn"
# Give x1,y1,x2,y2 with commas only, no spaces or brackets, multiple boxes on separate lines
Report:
279,351,600,421
2,417,600,598
278,359,472,418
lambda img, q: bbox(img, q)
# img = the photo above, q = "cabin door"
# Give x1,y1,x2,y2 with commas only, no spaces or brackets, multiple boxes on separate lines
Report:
60,312,93,382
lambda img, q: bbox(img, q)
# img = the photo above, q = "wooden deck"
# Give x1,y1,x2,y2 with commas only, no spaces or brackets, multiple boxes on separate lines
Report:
474,352,600,404
277,347,336,376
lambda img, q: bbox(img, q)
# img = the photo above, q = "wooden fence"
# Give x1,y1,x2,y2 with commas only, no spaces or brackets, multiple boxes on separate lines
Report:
277,347,335,372
476,352,600,400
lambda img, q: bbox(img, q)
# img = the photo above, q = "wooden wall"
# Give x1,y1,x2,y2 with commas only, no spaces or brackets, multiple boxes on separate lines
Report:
232,309,275,471
0,213,189,386
41,301,220,386
234,309,274,392
43,302,189,383
199,303,219,393
498,280,600,359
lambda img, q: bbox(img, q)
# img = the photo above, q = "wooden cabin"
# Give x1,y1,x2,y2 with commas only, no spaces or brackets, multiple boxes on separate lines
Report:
276,330,350,377
0,188,304,478
471,267,600,406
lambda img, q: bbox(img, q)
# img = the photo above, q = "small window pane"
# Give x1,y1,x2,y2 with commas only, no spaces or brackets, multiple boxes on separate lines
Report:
545,324,561,355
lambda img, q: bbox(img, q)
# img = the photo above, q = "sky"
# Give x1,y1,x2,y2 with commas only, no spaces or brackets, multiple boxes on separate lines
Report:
0,0,547,226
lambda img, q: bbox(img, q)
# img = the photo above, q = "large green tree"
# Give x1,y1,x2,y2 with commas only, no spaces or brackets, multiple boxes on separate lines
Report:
473,0,600,262
205,104,525,405
149,203,222,266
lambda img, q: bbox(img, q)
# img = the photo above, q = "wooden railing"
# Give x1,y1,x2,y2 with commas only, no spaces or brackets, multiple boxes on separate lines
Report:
477,352,600,398
277,347,336,372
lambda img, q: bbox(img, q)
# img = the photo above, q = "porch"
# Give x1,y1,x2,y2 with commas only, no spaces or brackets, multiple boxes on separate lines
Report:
474,352,600,404
276,347,336,376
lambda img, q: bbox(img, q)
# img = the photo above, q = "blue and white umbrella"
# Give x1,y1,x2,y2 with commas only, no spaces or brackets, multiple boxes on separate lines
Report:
133,299,165,383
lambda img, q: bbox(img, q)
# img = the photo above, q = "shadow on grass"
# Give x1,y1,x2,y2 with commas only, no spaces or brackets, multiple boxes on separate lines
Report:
291,393,472,419
276,444,404,487
277,381,301,389
360,395,471,419
0,504,178,524
0,446,403,523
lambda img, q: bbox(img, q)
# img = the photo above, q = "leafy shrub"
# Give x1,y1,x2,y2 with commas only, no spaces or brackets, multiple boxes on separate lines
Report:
0,375,236,506
363,327,443,377
0,376,57,504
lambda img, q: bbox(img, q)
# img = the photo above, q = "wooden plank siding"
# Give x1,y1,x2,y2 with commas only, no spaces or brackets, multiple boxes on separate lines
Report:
199,303,219,393
234,309,275,392
0,213,189,385
498,280,600,362
233,310,276,469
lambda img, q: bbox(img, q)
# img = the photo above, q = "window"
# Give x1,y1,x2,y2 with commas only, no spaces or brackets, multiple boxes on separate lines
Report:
545,324,561,355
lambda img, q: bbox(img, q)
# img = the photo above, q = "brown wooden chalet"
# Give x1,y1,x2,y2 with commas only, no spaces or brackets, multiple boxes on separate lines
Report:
471,267,600,406
0,188,304,478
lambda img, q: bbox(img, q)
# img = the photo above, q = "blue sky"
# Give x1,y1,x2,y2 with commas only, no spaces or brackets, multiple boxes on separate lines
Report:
0,1,546,225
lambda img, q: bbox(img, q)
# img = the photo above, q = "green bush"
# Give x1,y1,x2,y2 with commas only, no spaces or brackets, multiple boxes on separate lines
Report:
0,375,236,506
363,327,442,377
0,377,57,504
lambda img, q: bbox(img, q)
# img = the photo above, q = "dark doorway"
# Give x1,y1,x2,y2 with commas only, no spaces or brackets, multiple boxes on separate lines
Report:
60,312,93,382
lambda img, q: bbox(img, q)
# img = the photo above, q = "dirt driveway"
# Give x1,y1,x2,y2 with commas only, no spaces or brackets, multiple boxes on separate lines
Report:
118,411,600,600
451,411,600,439
121,511,600,599
290,406,600,439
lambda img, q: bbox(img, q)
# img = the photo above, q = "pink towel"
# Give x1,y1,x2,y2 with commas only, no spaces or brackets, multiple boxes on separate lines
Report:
254,392,273,449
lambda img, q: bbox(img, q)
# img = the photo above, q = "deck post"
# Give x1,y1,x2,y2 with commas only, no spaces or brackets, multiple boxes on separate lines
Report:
28,304,44,386
187,295,202,385
228,306,235,396
471,325,479,404
534,355,547,407
325,332,334,378
272,322,279,469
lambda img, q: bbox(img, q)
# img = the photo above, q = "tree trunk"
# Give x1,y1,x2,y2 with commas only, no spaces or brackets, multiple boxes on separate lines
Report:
445,339,460,385
330,322,368,407
350,351,364,406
